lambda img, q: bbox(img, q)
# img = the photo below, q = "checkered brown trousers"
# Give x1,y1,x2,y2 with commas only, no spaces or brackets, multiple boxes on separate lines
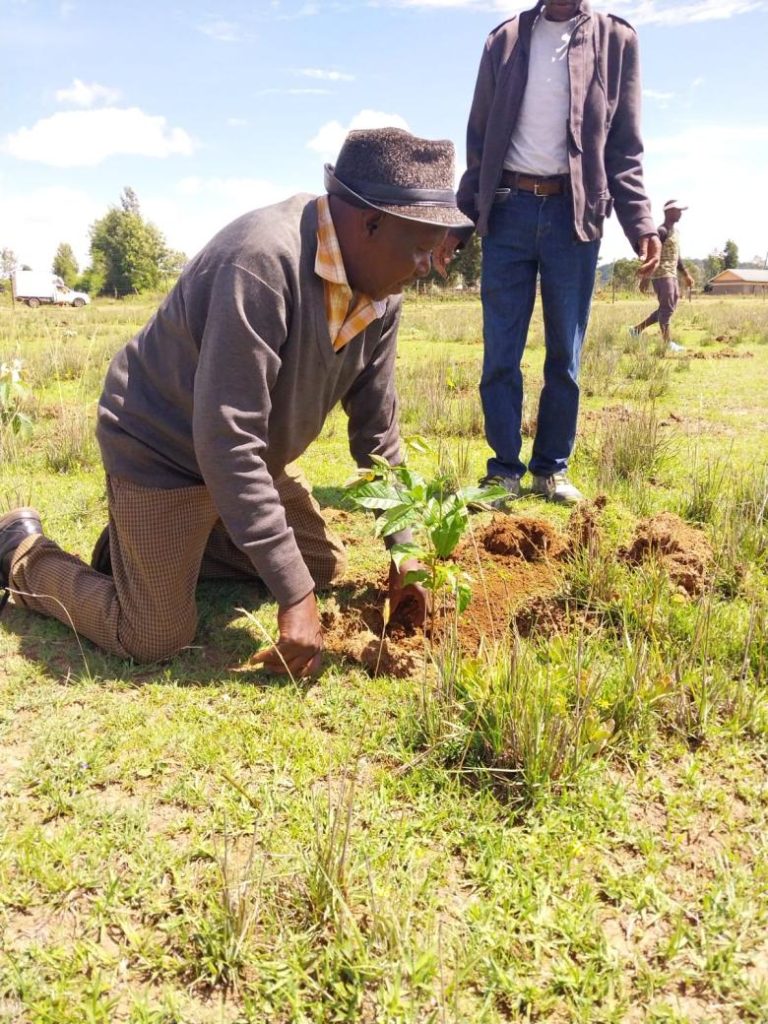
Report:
10,468,346,662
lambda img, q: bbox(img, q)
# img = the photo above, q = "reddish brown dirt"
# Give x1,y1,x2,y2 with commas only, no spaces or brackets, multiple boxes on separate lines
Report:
691,347,754,360
482,515,568,561
321,502,718,675
321,515,572,676
619,511,714,595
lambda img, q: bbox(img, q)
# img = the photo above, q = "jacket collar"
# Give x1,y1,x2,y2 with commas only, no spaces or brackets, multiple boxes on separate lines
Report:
527,1,592,20
520,1,592,49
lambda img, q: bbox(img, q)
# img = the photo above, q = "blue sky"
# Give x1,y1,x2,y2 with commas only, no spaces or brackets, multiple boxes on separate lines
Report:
1,0,767,275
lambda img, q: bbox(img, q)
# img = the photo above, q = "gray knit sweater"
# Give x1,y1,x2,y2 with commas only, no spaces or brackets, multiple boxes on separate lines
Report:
97,195,403,607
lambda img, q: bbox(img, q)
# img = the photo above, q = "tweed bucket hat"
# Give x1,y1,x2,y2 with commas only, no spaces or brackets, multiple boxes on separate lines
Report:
324,127,473,230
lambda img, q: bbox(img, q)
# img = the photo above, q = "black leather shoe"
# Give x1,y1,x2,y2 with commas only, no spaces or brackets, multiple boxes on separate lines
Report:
90,525,112,575
0,507,42,613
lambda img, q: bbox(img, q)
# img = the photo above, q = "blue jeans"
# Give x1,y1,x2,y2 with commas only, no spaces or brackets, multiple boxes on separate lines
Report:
480,191,600,479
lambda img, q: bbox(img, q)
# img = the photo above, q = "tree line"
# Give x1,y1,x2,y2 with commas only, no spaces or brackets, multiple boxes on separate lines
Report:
599,238,767,295
1,187,187,299
1,190,762,301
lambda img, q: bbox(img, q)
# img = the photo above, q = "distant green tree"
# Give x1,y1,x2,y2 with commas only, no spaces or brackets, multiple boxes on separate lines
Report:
703,249,725,284
0,247,17,279
682,259,702,290
159,248,188,281
611,257,642,293
723,239,739,270
448,233,482,289
0,248,18,297
52,243,79,287
89,187,169,296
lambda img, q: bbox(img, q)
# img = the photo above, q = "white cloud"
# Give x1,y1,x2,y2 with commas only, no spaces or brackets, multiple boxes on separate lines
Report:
643,88,675,104
255,87,331,95
388,0,768,19
146,177,297,260
307,109,410,161
609,0,768,24
198,20,241,42
55,78,120,107
600,121,768,262
4,108,196,167
0,183,101,272
296,67,355,81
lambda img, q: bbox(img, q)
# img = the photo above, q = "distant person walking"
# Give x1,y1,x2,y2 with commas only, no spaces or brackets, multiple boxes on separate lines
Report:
455,0,660,505
631,199,694,351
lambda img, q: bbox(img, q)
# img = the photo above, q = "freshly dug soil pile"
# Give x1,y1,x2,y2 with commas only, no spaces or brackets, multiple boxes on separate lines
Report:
321,515,570,676
482,515,568,561
692,348,753,360
620,512,713,595
567,495,608,552
321,597,426,678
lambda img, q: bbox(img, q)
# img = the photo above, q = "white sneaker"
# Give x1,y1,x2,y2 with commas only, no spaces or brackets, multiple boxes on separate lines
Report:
667,341,685,353
530,473,584,505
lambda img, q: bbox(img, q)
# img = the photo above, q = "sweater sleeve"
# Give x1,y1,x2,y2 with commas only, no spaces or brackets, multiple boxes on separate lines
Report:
342,300,403,470
192,262,315,607
604,29,657,248
342,301,413,552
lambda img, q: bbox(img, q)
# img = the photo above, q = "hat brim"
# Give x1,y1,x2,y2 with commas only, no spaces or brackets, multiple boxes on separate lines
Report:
324,165,473,231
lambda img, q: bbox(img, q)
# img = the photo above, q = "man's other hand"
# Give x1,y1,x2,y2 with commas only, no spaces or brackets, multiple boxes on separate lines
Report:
637,233,662,277
388,557,430,629
431,232,463,279
249,591,323,678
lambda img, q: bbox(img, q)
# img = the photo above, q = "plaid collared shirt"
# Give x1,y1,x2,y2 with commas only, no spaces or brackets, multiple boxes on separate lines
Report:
315,195,387,351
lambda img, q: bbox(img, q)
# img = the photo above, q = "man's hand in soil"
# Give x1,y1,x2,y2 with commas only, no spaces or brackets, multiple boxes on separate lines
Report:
249,591,323,677
636,233,662,278
388,558,430,629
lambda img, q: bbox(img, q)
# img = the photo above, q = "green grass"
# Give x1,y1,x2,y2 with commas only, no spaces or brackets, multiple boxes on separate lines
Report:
1,293,767,1022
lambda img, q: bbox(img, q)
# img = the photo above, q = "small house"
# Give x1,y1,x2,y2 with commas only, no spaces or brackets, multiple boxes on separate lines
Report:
707,269,768,296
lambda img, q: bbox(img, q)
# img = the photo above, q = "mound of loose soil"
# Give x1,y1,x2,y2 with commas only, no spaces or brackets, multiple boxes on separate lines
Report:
482,515,568,561
692,348,754,360
567,495,609,552
321,515,570,676
619,512,713,595
321,598,425,678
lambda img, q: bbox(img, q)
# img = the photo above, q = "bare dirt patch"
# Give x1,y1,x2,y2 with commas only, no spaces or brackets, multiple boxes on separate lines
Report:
692,347,754,360
619,512,714,595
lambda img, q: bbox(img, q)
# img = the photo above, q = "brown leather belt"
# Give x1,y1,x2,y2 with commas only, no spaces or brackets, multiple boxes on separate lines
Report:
499,170,569,196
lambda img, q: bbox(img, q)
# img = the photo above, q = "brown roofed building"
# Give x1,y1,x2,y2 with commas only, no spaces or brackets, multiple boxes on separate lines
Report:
708,269,768,295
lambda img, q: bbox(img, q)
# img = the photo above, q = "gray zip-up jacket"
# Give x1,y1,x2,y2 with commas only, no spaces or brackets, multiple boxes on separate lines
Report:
457,0,657,247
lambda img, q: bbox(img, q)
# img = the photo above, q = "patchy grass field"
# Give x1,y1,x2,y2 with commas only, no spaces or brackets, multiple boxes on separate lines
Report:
1,291,767,1023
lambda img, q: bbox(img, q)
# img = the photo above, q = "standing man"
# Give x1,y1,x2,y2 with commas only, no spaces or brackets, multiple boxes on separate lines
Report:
0,128,472,675
631,200,694,351
456,0,661,505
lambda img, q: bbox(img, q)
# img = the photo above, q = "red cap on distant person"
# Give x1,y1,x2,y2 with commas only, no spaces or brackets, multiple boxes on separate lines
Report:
663,199,688,211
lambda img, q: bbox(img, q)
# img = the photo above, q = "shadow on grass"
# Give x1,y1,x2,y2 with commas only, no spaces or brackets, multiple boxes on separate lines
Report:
5,580,309,690
312,484,349,511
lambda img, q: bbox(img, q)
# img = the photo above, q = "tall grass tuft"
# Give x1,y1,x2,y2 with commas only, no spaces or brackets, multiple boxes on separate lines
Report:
415,636,605,809
589,403,676,491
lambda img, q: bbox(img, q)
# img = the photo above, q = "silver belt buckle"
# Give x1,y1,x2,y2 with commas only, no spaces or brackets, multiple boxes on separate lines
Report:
533,181,545,196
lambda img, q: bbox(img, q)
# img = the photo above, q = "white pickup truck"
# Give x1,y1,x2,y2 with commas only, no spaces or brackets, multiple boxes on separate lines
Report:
11,270,90,308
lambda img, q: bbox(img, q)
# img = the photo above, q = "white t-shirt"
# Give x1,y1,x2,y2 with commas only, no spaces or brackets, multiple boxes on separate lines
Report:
504,14,577,176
